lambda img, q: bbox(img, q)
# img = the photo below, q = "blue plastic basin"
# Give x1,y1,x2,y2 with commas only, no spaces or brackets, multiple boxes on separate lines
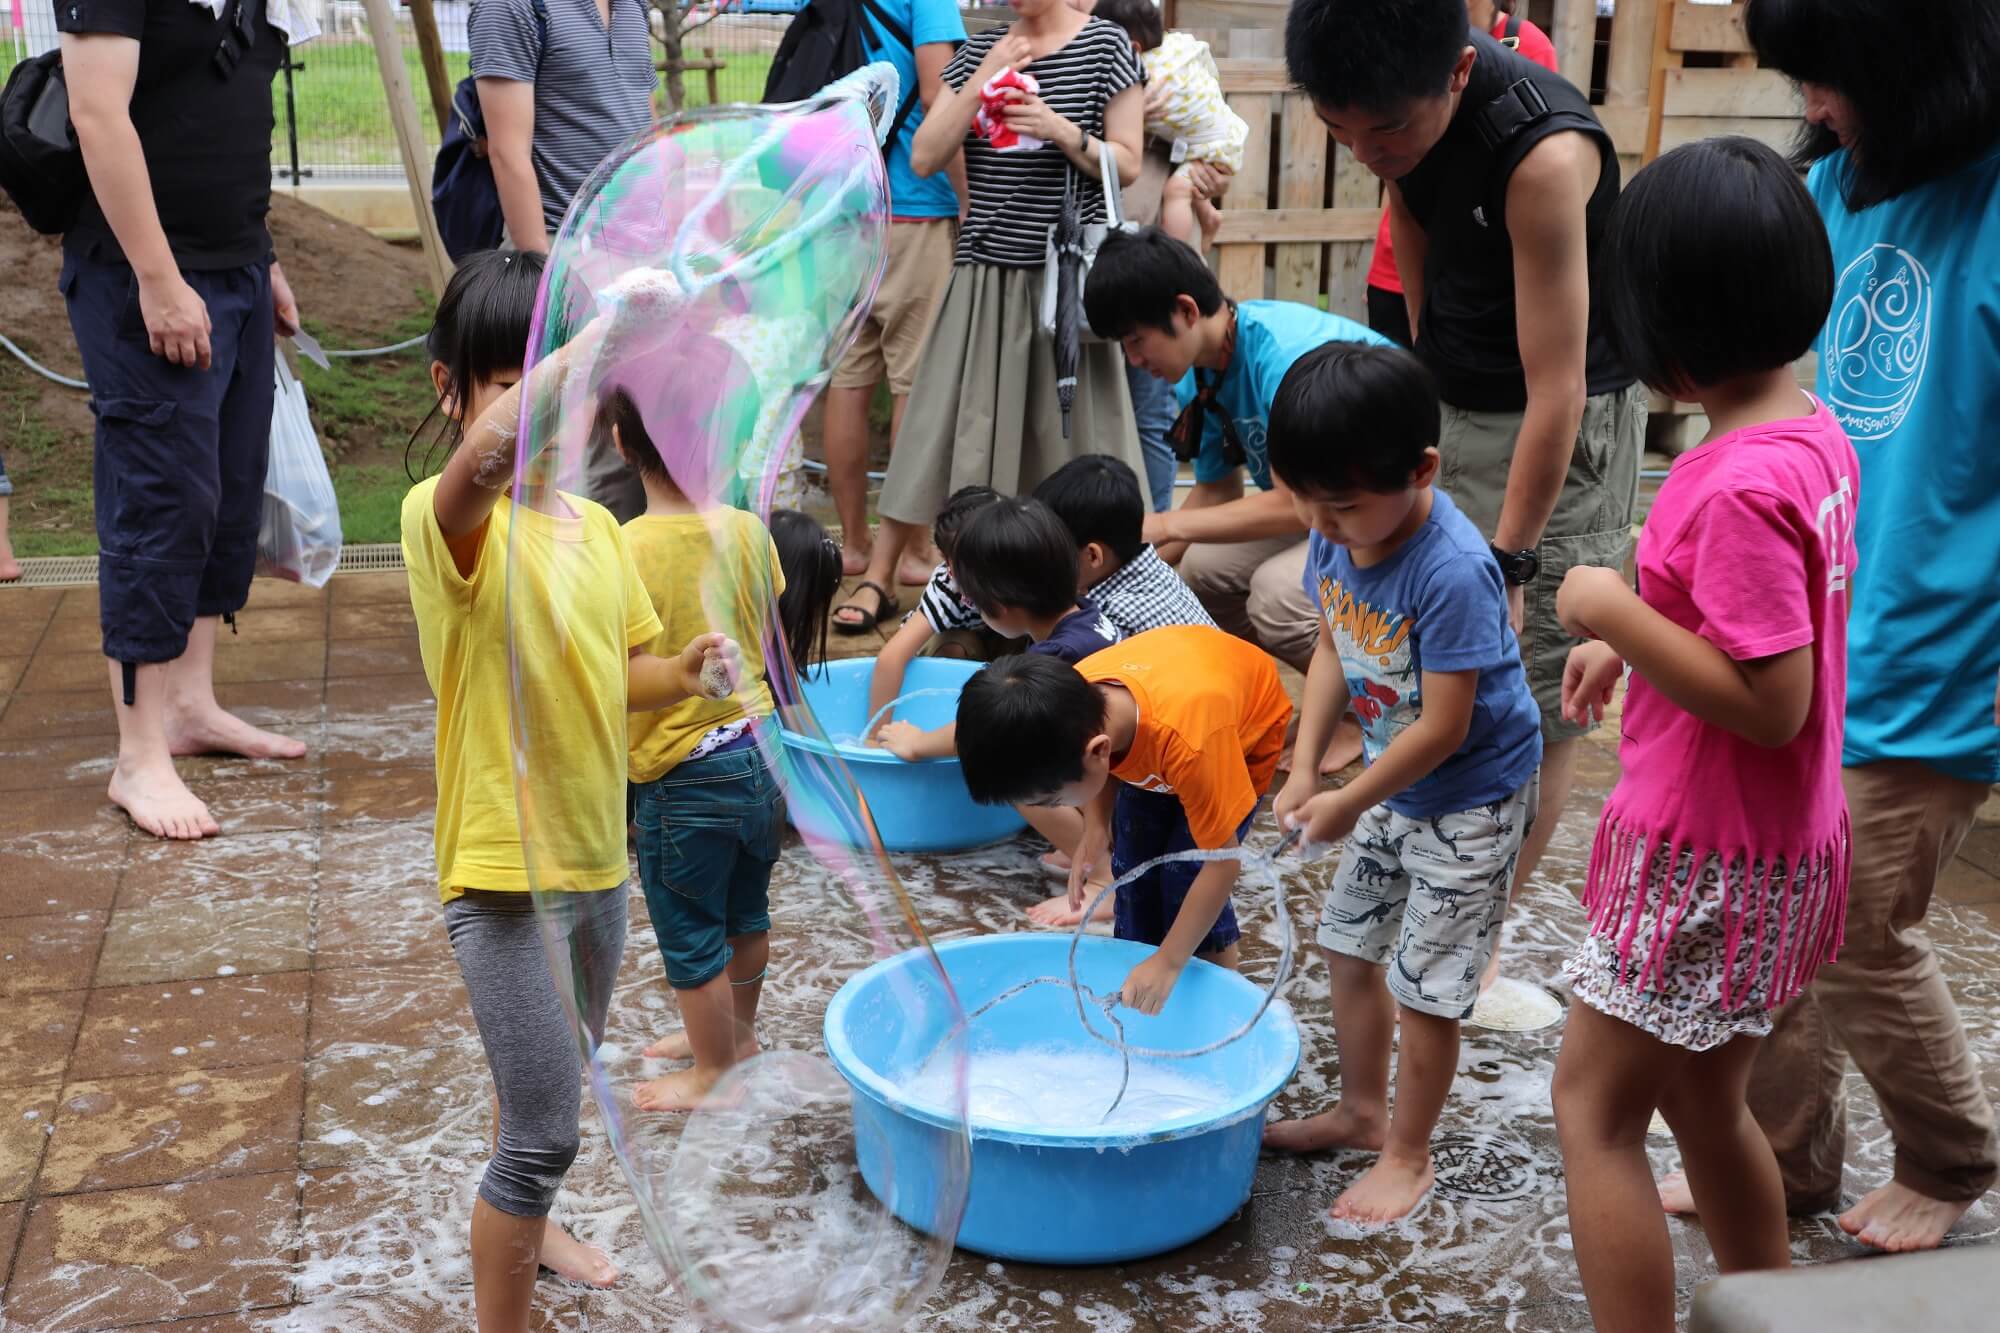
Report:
776,657,1026,853
823,933,1301,1264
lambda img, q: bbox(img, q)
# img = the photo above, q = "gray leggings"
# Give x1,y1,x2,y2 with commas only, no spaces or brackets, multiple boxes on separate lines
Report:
444,886,627,1218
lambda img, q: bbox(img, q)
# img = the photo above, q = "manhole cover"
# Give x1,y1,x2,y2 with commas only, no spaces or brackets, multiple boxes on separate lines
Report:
1432,1133,1543,1202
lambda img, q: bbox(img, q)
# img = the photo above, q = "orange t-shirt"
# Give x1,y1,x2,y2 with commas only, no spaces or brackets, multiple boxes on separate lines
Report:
1078,627,1293,849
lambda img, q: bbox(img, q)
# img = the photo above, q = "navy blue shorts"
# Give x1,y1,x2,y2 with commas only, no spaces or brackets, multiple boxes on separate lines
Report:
60,252,274,665
1110,784,1251,957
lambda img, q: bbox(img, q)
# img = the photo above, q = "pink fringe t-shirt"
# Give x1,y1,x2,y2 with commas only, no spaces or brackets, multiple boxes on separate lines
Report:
1584,397,1860,1010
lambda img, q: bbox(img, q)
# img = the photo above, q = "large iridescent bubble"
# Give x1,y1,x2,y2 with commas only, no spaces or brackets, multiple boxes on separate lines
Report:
503,66,971,1330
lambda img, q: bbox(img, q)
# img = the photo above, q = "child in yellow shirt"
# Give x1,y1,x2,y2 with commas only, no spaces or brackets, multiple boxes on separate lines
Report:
401,251,733,1331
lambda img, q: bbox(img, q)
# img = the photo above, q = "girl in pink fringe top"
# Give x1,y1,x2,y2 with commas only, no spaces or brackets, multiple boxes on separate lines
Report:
1547,138,1858,1333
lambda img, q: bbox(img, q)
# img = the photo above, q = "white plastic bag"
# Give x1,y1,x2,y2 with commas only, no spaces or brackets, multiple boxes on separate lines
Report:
257,354,342,587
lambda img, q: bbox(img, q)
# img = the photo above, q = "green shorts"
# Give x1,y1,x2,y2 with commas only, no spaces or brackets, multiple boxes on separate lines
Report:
1438,382,1646,742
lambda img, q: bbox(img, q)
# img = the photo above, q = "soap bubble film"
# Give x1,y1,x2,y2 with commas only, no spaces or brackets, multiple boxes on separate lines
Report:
503,65,971,1330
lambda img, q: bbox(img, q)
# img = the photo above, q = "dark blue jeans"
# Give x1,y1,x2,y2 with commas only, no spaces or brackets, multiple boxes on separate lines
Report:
1110,784,1250,956
60,252,274,664
633,740,783,988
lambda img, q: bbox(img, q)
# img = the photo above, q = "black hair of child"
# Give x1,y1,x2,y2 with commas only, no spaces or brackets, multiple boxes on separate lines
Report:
1083,226,1226,341
952,498,1082,620
770,508,841,679
407,248,547,482
1598,137,1832,397
595,384,671,483
1033,455,1145,565
1092,0,1164,51
956,654,1107,806
1267,341,1441,496
1284,0,1471,113
933,484,1003,563
1747,0,2000,209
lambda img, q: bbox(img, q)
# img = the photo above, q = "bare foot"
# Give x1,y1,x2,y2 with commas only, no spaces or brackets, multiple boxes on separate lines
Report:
538,1219,618,1287
1840,1180,1974,1252
1026,890,1113,928
1319,719,1364,776
1657,1169,1695,1216
641,1029,759,1063
633,1066,727,1112
1039,849,1072,878
896,556,935,588
0,550,20,583
166,705,307,760
1263,1102,1388,1154
841,545,871,578
109,756,219,840
1331,1149,1435,1224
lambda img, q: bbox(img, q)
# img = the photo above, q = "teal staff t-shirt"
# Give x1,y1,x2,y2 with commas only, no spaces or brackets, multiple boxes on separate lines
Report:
861,0,965,220
1811,141,2000,783
1172,301,1388,492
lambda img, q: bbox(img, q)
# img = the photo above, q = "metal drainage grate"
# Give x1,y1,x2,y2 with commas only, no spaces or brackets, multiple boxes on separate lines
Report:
4,544,406,591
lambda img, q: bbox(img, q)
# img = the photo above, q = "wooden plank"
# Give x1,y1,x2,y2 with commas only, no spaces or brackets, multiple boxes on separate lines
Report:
1669,0,1752,54
1215,59,1291,95
1214,91,1272,299
1603,0,1658,108
1657,114,1798,155
1208,208,1379,246
1549,0,1598,89
1663,67,1795,117
1643,0,1681,161
1272,94,1326,305
1326,139,1377,324
1598,104,1647,158
361,0,452,295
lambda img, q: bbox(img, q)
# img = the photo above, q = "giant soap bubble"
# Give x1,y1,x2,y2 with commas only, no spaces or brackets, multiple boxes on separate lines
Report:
503,66,971,1330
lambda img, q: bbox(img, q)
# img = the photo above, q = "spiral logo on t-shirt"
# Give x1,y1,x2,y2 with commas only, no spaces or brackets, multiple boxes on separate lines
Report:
1824,243,1931,441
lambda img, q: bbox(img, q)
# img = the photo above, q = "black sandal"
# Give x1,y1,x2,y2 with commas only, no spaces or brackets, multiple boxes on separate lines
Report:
833,579,899,635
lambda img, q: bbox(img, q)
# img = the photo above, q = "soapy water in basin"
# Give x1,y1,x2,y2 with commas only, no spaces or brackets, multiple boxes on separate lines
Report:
900,1044,1231,1133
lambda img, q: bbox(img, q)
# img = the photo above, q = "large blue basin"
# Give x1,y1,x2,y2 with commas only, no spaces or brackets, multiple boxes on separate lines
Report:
823,933,1301,1264
777,657,1026,853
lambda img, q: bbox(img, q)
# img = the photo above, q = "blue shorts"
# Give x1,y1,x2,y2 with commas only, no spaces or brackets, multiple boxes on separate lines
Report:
1110,785,1251,957
60,252,274,664
633,738,783,989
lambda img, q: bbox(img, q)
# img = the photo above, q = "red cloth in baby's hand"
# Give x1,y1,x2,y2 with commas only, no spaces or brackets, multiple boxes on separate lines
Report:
974,67,1044,152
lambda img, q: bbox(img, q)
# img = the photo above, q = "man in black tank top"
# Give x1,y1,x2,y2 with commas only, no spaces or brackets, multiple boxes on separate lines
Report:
1284,0,1645,1006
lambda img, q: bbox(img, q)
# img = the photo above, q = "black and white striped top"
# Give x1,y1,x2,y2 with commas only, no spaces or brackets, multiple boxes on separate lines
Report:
944,19,1145,268
469,0,657,233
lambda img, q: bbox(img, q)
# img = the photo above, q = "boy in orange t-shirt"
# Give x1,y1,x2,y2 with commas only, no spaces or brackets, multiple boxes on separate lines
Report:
956,626,1293,1012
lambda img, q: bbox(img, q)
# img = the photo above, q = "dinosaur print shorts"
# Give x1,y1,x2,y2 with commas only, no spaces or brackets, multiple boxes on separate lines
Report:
1315,777,1538,1019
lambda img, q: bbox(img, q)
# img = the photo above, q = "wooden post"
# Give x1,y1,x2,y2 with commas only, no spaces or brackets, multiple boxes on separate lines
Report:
1549,0,1598,89
362,0,454,295
407,0,456,135
1642,0,1681,162
702,44,721,107
1213,27,1274,302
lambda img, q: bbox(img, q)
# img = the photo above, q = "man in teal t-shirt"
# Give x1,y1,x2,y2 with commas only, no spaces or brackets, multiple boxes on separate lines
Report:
824,0,965,608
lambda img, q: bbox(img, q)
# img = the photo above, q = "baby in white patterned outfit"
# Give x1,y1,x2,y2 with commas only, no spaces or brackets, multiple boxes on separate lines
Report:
1093,0,1248,250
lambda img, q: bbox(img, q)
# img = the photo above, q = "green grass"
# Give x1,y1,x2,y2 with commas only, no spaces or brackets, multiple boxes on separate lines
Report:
333,463,420,545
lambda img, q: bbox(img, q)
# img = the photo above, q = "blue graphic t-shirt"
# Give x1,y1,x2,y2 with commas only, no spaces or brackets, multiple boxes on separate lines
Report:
1173,302,1388,492
861,0,965,220
1027,597,1120,664
1811,142,2000,782
1301,488,1542,818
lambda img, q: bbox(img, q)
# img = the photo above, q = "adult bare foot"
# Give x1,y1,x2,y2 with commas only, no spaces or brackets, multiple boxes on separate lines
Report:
633,1066,726,1112
538,1220,619,1287
109,755,220,840
1262,1102,1388,1154
1840,1180,1973,1252
1657,1169,1696,1215
1320,718,1364,776
1026,890,1113,928
167,705,307,760
0,550,20,582
642,1030,759,1063
841,544,871,578
1331,1149,1435,1223
896,554,935,587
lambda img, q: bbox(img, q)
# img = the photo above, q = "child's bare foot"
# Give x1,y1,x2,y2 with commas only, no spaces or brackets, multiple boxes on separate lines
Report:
1319,719,1363,775
633,1066,727,1112
1331,1148,1435,1224
109,756,220,840
1839,1180,1973,1252
167,705,307,760
1194,195,1224,249
1026,890,1113,928
0,548,20,583
642,1029,759,1063
1039,849,1072,877
1263,1102,1388,1154
1657,1169,1696,1215
538,1219,619,1287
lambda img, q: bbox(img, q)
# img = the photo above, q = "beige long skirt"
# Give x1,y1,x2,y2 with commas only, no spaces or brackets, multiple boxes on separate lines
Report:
879,263,1141,526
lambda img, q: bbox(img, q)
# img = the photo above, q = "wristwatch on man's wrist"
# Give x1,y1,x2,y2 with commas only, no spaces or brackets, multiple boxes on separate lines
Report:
1490,544,1540,586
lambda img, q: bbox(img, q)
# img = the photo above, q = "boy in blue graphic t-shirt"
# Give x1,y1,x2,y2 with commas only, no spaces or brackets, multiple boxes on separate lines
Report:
1260,341,1540,1227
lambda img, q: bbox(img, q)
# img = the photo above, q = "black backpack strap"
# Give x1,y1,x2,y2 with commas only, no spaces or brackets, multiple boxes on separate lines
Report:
856,0,919,150
1500,12,1523,48
1474,75,1550,152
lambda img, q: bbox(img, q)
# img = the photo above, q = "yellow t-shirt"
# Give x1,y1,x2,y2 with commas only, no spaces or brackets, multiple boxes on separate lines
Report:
624,507,785,784
401,477,661,902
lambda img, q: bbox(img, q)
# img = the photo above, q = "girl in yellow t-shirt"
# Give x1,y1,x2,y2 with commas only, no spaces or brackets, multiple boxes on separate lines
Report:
399,251,735,1333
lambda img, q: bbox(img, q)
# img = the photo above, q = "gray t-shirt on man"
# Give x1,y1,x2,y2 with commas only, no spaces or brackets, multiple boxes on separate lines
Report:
469,0,657,232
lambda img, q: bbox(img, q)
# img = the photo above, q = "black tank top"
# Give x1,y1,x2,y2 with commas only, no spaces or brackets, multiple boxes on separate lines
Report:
1395,29,1632,412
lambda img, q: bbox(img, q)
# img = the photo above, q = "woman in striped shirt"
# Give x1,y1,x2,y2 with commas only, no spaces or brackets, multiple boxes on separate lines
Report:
838,0,1150,633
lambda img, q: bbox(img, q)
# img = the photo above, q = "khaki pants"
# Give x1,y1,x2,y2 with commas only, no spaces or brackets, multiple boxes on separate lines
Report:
1179,534,1316,673
1747,760,1999,1208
